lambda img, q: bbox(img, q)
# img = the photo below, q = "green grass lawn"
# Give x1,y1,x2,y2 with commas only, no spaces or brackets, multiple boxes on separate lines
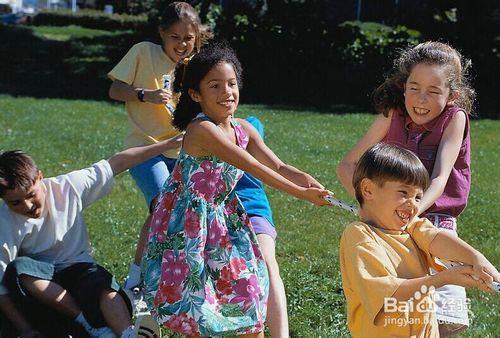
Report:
0,95,498,337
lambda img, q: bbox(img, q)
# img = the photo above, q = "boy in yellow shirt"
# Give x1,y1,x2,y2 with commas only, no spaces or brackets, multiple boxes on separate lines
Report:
338,143,499,337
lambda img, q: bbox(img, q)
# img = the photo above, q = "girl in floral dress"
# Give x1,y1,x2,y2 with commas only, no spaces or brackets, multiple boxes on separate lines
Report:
143,41,329,337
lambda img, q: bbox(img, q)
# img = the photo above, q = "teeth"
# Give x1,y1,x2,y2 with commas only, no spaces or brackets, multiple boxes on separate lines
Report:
396,210,410,221
413,107,430,115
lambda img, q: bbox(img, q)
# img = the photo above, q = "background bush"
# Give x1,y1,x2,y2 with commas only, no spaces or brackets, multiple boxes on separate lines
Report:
33,9,147,31
1,0,498,117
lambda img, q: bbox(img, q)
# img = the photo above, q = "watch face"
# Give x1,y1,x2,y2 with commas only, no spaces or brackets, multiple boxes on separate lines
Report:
138,89,145,102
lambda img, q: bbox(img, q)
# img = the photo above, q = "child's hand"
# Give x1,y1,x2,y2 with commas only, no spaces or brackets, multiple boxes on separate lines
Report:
166,133,184,149
144,89,172,104
291,172,325,189
300,187,330,206
439,265,492,292
471,254,500,289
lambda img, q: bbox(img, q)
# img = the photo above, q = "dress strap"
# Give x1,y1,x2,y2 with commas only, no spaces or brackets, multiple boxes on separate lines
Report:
193,112,213,123
231,118,249,149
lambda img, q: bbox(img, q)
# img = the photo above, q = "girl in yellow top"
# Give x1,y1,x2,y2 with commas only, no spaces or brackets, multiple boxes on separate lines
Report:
339,144,498,337
108,2,211,290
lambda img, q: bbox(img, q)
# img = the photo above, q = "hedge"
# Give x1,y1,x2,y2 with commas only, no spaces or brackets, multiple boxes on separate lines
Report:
32,9,147,31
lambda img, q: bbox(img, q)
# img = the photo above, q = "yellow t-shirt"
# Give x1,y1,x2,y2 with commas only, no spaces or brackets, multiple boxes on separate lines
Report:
339,218,444,338
108,41,181,159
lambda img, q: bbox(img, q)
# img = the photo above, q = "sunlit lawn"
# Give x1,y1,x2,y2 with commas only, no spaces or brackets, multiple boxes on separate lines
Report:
1,95,498,337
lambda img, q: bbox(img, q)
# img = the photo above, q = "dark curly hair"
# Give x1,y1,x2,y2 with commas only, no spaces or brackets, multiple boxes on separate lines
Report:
172,41,243,131
373,41,476,116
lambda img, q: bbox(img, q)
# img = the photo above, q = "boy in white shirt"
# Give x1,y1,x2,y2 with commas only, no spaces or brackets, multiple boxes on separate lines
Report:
0,142,173,338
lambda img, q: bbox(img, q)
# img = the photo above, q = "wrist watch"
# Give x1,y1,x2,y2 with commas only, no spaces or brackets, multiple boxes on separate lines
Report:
137,88,145,102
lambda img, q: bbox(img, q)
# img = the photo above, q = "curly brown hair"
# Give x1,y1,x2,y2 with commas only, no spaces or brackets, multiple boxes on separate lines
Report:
373,41,476,116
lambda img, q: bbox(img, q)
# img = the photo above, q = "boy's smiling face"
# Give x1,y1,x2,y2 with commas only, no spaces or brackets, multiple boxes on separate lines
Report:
361,179,423,230
2,172,46,219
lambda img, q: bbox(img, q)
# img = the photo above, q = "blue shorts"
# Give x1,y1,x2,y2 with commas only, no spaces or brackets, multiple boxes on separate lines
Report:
129,154,177,210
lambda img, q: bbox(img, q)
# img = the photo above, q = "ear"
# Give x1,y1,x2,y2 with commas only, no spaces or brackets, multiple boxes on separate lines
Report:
360,178,376,201
188,88,201,102
446,90,459,106
37,170,44,181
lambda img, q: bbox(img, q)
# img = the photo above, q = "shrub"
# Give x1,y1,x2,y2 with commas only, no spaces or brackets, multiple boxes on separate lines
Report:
33,9,147,31
335,21,421,107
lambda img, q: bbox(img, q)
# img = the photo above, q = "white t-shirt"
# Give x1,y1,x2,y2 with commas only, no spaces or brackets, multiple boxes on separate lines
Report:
0,160,114,295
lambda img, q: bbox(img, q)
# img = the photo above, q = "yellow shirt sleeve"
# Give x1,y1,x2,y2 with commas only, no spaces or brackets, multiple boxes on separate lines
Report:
406,218,445,272
108,43,141,85
340,223,405,325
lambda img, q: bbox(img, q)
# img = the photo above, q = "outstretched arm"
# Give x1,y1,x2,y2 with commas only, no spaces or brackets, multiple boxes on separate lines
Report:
187,121,329,206
417,110,466,214
238,119,323,189
336,112,392,197
428,230,499,289
107,137,182,176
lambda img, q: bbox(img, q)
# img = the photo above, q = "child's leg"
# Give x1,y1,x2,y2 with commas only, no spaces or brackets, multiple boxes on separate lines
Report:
19,275,81,318
257,233,289,338
57,263,133,330
4,257,85,337
99,289,132,334
128,155,176,289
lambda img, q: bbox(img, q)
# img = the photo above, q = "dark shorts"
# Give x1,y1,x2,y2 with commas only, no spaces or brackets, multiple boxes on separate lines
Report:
1,257,132,337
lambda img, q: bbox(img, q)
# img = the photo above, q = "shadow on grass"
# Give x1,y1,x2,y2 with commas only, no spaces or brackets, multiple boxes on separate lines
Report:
0,24,141,100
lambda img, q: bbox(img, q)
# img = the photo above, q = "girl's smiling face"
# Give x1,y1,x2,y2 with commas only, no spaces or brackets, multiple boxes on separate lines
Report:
160,20,196,63
189,62,239,122
404,63,455,125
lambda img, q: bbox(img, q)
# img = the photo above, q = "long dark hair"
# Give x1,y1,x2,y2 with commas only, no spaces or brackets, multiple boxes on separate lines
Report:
172,41,243,131
373,41,476,116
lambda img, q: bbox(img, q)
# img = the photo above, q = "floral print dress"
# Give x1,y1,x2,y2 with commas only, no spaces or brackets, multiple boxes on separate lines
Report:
143,114,269,336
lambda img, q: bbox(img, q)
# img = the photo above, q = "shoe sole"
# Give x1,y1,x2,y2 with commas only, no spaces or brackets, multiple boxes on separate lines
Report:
133,314,161,338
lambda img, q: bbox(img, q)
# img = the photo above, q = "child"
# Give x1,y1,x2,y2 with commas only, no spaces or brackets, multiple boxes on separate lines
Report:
0,140,179,338
142,41,329,337
337,41,476,335
235,116,289,338
339,143,499,337
108,1,212,291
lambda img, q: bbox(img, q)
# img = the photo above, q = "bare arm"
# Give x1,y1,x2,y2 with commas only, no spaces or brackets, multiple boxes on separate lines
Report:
107,137,182,175
109,80,171,104
187,121,329,206
429,231,500,287
417,110,467,214
336,112,392,197
0,294,37,337
392,265,486,301
239,119,324,189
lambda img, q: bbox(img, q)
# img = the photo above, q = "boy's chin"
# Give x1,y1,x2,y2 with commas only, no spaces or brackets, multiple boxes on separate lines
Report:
25,208,43,219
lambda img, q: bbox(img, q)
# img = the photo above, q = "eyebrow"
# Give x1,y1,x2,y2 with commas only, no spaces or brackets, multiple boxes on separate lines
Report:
207,78,236,83
408,81,443,90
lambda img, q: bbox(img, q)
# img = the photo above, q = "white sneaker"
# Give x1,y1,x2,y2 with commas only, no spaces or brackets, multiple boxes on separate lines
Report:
85,325,116,338
132,314,161,338
125,286,149,316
